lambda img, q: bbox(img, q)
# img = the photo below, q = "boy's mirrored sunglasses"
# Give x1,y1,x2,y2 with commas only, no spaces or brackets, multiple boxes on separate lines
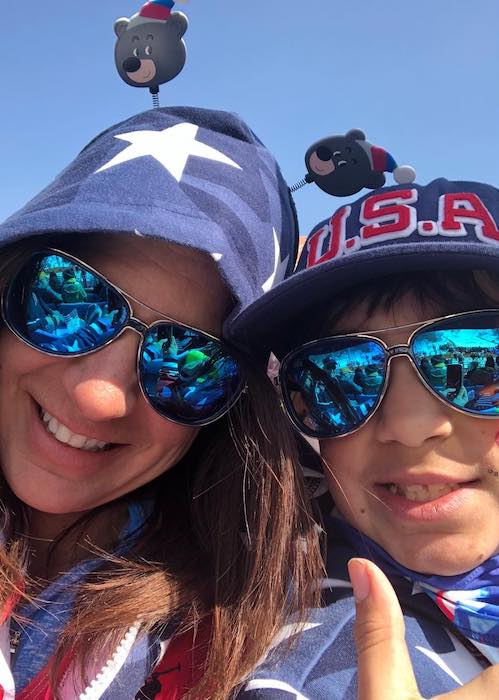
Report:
279,309,499,439
1,249,245,427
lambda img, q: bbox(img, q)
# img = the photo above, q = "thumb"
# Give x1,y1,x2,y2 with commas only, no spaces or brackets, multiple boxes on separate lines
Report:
348,558,421,700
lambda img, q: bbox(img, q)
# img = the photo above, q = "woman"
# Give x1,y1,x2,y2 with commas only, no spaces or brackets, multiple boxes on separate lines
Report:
230,178,499,698
0,106,322,699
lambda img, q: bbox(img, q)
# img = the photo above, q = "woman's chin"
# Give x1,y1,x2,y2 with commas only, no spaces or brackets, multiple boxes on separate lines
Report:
4,477,101,516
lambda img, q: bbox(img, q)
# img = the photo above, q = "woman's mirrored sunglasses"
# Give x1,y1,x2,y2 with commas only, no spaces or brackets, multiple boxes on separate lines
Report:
279,309,499,439
1,249,245,427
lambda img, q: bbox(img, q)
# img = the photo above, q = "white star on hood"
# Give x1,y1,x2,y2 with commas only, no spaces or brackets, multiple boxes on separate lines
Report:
96,123,241,182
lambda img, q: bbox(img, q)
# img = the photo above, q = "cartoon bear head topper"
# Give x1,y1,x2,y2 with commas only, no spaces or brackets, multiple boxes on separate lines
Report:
304,129,416,197
114,1,188,93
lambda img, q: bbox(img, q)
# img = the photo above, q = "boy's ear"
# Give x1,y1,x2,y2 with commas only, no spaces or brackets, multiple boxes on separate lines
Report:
346,129,366,141
168,12,188,37
114,18,129,37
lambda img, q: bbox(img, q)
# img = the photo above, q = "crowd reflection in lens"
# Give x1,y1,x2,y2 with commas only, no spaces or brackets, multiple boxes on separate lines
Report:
23,255,240,422
25,255,126,354
286,322,499,436
285,340,386,436
141,328,241,421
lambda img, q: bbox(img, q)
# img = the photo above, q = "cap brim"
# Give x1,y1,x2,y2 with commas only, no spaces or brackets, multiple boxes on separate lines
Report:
227,240,499,357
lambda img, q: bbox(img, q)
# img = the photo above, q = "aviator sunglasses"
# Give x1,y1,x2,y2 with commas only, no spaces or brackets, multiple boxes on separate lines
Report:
279,309,499,439
1,249,245,427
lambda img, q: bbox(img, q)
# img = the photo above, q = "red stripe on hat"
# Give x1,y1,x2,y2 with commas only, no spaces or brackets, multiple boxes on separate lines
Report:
140,2,171,20
371,146,386,173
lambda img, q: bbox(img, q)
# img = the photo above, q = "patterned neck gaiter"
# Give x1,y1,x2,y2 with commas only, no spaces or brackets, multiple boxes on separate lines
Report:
331,516,499,664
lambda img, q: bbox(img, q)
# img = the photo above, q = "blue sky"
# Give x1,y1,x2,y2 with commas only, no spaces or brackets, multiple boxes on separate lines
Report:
2,1,498,236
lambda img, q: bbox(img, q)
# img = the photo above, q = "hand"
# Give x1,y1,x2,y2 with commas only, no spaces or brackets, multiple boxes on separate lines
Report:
348,558,499,699
442,385,469,407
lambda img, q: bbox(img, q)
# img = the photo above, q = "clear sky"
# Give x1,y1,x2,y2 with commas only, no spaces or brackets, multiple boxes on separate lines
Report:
2,1,498,237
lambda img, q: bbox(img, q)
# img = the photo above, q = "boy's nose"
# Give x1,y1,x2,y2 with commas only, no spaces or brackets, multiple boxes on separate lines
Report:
374,357,453,447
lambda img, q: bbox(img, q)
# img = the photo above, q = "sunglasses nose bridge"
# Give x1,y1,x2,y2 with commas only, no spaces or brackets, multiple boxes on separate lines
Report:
383,345,430,402
127,316,147,338
385,344,418,375
386,344,411,359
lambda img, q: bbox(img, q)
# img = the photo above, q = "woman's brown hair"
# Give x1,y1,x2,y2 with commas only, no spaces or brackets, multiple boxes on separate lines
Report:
0,235,323,699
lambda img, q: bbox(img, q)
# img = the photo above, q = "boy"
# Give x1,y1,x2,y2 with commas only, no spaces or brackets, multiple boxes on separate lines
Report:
230,178,499,698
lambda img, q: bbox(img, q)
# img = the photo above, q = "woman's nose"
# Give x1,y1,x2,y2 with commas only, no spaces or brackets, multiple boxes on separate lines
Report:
61,330,141,421
374,357,453,446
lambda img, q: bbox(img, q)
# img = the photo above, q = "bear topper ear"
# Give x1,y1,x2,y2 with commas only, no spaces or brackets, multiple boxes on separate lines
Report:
367,171,387,189
114,18,130,37
345,128,366,141
168,12,188,38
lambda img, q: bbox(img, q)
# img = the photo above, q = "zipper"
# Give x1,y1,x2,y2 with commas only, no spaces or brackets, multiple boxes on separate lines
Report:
59,623,139,700
9,629,21,656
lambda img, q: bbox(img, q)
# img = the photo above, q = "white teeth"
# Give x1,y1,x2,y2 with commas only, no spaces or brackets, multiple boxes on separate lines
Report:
387,483,459,501
55,423,72,444
68,433,88,449
42,411,110,452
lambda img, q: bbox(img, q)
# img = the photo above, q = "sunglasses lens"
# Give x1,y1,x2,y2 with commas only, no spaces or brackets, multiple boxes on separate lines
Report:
4,253,129,354
282,338,386,438
413,311,499,415
139,325,243,425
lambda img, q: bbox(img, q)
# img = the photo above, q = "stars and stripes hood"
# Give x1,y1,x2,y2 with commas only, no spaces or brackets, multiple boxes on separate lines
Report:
0,106,298,334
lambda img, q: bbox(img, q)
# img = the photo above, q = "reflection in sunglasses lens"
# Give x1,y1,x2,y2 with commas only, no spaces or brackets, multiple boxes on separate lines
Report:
140,325,242,425
413,314,499,416
7,254,129,354
283,339,386,437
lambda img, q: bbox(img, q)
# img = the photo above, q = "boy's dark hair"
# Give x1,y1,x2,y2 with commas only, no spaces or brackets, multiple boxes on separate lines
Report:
300,268,499,343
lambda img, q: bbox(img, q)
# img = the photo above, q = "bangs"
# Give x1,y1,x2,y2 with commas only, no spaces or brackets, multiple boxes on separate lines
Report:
311,269,499,340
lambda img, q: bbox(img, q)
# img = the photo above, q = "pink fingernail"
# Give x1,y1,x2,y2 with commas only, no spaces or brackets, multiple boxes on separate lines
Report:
348,559,370,602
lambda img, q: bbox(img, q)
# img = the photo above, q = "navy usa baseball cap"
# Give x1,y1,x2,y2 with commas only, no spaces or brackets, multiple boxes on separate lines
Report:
228,178,499,354
0,106,298,333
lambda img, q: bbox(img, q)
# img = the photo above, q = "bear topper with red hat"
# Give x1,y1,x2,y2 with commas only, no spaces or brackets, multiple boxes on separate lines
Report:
291,128,416,197
114,0,188,107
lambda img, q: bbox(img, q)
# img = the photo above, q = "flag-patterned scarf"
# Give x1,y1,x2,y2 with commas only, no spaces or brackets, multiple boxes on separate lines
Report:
331,516,499,664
